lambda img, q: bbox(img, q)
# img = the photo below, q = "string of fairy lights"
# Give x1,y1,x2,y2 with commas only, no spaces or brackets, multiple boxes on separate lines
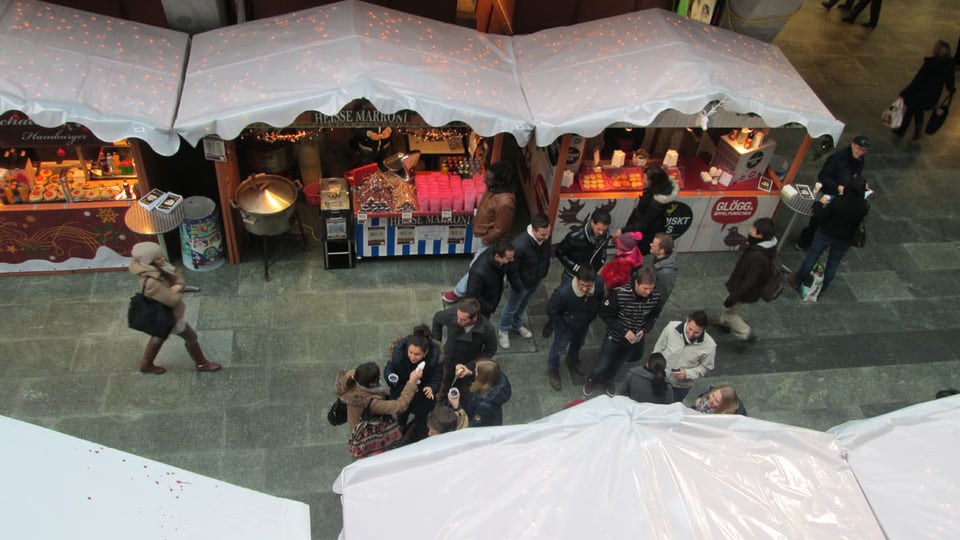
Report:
240,126,470,144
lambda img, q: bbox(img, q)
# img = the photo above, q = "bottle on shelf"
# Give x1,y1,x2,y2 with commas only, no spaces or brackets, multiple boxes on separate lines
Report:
743,130,755,150
112,153,121,173
122,180,133,199
97,150,107,172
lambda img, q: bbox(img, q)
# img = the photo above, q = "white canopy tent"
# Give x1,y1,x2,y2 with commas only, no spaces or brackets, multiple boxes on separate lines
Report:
512,8,845,147
0,0,188,156
334,398,884,539
0,415,311,540
174,0,534,146
829,395,960,539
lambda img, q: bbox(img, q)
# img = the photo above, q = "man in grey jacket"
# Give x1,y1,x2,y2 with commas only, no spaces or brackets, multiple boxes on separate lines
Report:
647,232,679,305
653,310,716,403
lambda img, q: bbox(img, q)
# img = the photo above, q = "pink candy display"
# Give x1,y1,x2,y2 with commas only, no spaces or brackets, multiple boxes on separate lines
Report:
413,173,484,213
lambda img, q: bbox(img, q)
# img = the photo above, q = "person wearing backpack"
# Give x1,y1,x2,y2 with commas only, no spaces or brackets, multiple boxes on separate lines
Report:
713,218,778,342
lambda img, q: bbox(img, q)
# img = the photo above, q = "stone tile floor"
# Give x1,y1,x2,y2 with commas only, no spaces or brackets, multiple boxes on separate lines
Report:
2,2,960,538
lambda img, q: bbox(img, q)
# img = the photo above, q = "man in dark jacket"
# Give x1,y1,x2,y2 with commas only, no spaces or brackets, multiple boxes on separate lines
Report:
443,161,517,303
544,266,605,391
555,209,612,285
432,298,498,399
796,136,868,249
715,217,777,342
584,266,662,397
465,238,518,319
498,214,551,349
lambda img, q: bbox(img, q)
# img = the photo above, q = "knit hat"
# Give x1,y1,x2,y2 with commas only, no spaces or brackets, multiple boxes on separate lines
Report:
615,232,642,251
131,242,163,265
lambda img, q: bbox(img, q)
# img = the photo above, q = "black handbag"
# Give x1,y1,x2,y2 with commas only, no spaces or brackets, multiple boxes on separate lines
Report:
327,398,347,426
925,93,952,135
127,277,176,338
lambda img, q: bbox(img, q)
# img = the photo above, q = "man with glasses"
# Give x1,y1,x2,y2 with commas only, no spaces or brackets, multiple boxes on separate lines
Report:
796,135,869,250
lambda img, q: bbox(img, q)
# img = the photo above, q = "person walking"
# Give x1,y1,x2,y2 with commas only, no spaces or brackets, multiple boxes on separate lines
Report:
714,218,778,342
498,214,551,348
796,136,868,250
789,177,869,298
894,40,956,141
841,0,882,28
584,267,663,397
544,267,605,391
443,161,517,303
129,242,222,374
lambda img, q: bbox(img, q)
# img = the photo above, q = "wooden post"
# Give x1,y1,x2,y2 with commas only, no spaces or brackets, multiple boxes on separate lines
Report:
213,140,245,264
546,134,571,231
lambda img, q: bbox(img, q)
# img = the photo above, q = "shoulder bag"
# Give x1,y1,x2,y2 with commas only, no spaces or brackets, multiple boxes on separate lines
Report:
851,201,869,248
925,93,952,135
347,398,403,459
327,398,347,426
127,276,176,338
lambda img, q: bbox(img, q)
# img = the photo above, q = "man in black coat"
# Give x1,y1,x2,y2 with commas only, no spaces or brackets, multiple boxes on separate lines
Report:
498,214,551,349
465,238,519,319
544,266,605,390
796,135,868,249
431,298,498,399
555,209,612,285
715,217,777,342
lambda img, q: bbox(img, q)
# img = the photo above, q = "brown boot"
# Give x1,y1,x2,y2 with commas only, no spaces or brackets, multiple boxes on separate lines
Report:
180,325,222,372
139,337,166,374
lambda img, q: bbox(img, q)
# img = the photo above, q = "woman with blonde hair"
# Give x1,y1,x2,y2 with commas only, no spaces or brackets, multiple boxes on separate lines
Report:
694,384,743,415
459,358,512,427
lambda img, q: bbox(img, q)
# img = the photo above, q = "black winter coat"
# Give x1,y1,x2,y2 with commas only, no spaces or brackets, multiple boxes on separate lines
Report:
466,248,520,317
509,230,551,290
555,222,611,278
724,240,776,305
815,192,869,243
623,180,679,255
545,276,605,331
384,336,443,416
817,147,864,196
901,55,956,111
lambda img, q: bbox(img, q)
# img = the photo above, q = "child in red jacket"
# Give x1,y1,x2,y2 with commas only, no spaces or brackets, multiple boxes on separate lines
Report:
600,232,643,291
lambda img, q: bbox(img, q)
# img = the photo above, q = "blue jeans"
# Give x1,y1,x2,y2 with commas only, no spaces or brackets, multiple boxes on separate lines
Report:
673,386,692,404
546,323,590,372
587,335,645,384
795,229,850,293
453,241,491,296
499,284,539,331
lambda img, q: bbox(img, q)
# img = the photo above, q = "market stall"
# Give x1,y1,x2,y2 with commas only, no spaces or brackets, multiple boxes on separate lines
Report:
512,8,844,252
0,0,189,274
174,0,534,263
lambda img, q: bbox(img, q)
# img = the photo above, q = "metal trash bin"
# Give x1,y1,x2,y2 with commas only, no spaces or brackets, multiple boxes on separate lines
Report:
179,196,225,271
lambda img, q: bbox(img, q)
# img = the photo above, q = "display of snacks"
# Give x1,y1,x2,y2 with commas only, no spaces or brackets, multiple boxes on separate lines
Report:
578,167,645,191
355,170,419,213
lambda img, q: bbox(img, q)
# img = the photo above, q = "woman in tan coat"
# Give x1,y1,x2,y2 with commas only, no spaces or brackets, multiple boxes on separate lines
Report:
335,361,423,429
129,242,221,374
